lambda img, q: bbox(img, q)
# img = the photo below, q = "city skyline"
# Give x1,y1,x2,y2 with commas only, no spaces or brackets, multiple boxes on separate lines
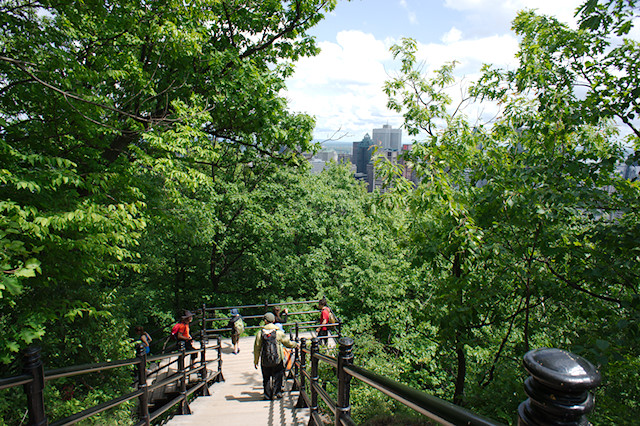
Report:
282,0,607,143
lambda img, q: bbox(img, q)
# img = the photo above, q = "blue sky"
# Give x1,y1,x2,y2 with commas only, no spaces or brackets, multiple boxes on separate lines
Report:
283,0,585,142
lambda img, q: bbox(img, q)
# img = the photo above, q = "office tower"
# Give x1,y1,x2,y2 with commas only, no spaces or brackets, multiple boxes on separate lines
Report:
352,133,374,174
372,124,401,151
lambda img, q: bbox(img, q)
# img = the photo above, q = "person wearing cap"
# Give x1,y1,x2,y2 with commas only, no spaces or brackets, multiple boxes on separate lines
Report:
253,312,298,400
227,308,243,354
171,309,197,363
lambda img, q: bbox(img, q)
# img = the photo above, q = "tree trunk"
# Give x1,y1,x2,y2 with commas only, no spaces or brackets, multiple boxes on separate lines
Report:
452,252,466,405
210,245,219,292
174,257,181,312
453,337,466,405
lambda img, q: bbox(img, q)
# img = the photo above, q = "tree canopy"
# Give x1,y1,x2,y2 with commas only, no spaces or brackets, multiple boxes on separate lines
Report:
378,1,640,422
2,0,640,424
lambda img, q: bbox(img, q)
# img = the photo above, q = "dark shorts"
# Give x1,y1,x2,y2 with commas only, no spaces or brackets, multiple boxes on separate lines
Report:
318,329,329,345
231,332,240,344
181,339,198,360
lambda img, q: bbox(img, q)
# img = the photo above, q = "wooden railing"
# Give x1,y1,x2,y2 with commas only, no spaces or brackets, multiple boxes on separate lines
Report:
1,299,603,425
202,299,338,336
289,336,603,426
0,336,223,425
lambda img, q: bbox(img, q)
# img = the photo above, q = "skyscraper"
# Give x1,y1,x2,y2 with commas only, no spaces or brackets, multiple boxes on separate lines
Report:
372,124,401,151
352,133,374,174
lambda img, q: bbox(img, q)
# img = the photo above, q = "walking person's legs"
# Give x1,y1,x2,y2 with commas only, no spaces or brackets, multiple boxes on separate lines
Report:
261,365,275,400
272,363,285,398
318,329,328,345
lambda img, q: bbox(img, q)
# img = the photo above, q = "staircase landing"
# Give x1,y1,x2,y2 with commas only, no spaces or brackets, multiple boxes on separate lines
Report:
165,334,310,425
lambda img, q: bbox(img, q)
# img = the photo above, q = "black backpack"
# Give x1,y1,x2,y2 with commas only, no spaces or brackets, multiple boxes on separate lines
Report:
261,329,280,367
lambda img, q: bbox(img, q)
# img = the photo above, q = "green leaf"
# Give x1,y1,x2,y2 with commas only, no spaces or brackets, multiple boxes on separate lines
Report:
596,339,610,351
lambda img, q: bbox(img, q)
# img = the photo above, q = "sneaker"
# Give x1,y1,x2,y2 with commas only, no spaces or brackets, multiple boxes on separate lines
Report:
263,395,271,401
275,392,283,399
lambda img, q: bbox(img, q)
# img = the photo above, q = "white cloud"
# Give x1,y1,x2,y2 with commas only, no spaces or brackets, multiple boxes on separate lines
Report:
284,28,521,141
284,1,587,141
444,0,580,20
418,33,519,73
442,27,463,44
399,0,419,25
283,31,399,140
443,0,582,39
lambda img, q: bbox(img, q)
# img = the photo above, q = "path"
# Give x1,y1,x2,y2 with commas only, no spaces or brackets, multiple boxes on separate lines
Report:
165,333,311,426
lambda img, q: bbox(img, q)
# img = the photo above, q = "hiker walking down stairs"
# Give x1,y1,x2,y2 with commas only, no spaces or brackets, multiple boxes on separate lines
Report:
253,312,298,400
227,308,244,355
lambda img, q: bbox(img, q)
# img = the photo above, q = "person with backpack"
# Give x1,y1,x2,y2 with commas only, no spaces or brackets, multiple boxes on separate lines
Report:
316,297,336,346
253,312,298,400
135,326,152,355
171,310,197,364
227,308,244,354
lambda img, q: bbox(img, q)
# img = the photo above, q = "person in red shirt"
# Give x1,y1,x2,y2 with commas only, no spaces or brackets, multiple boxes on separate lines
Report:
172,310,197,363
316,298,331,346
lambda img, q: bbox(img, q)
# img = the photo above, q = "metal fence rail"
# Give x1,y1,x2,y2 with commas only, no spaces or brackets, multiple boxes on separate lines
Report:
290,337,602,426
1,299,602,425
0,337,223,426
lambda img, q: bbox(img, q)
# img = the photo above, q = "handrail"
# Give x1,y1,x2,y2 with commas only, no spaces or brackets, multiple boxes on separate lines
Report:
45,357,140,381
344,364,501,426
291,336,602,426
207,310,322,323
207,319,321,334
0,373,32,390
296,321,339,330
1,334,223,425
204,299,319,312
292,336,503,426
302,348,337,368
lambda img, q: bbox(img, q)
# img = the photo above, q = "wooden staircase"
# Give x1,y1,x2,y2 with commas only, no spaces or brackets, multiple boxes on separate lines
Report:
165,334,311,425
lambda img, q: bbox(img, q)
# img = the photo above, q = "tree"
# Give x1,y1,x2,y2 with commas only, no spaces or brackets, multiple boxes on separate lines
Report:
1,0,337,421
380,1,640,421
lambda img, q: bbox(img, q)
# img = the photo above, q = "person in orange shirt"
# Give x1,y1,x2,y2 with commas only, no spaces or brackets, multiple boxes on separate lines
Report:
172,310,197,363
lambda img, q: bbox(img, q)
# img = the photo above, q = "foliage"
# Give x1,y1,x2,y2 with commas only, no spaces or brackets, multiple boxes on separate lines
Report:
2,0,639,424
378,1,640,422
0,0,333,358
0,0,337,422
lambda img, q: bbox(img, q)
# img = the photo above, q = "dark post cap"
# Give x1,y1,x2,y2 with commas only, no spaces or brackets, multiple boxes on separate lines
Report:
523,348,601,391
338,337,354,347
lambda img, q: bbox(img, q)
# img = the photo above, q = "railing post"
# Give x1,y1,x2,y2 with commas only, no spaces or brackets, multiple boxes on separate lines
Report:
309,337,320,425
291,323,300,390
199,329,210,396
295,337,308,408
178,341,191,415
518,348,601,425
216,334,224,382
201,303,207,342
336,337,354,426
136,343,150,426
23,346,47,426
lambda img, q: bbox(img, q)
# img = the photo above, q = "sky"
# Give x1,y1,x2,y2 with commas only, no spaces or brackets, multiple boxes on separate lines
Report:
282,0,586,143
